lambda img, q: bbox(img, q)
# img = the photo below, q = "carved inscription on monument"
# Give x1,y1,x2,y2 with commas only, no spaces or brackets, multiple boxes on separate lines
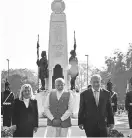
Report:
53,45,64,50
53,23,63,43
55,51,63,57
52,22,64,58
52,45,64,57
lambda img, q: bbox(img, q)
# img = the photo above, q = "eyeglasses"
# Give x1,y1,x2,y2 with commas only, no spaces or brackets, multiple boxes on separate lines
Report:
55,84,65,87
23,89,30,93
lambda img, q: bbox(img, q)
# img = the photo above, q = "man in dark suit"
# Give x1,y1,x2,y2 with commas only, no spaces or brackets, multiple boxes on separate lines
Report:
125,82,132,136
107,80,118,115
78,74,114,137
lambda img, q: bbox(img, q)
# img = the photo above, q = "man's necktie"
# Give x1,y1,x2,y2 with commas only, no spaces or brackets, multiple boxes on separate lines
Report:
94,91,99,106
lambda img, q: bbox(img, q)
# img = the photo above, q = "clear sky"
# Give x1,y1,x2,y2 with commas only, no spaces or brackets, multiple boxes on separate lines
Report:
0,0,132,72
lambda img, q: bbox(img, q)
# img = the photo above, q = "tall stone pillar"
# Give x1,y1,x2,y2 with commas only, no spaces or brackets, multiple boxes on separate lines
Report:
48,0,69,90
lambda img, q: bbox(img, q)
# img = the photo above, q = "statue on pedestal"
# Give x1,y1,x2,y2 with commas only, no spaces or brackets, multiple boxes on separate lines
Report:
69,31,79,90
37,51,48,90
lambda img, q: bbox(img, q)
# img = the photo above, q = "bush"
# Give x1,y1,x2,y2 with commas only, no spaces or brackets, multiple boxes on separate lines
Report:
1,126,13,137
108,129,124,137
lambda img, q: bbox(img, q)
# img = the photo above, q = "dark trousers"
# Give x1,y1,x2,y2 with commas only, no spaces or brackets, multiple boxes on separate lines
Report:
84,125,107,137
13,124,34,137
71,77,76,90
128,113,132,129
3,105,12,127
41,78,45,90
13,129,33,137
112,106,117,113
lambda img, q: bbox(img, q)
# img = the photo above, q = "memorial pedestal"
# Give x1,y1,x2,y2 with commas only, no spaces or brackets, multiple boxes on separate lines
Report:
72,92,80,118
35,91,49,118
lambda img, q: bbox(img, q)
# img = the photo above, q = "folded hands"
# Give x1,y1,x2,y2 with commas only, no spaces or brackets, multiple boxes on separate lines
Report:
52,118,62,127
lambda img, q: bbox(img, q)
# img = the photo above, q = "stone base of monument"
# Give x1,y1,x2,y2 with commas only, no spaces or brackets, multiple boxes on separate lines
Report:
71,93,80,119
35,90,49,118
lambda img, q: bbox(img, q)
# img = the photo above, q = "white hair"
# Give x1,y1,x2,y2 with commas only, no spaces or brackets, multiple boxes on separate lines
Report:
19,84,35,101
55,78,65,84
91,74,102,82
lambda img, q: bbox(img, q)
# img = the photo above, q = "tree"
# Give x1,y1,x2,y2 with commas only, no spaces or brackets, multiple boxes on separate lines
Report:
1,69,38,98
103,45,132,103
126,43,132,70
75,63,102,91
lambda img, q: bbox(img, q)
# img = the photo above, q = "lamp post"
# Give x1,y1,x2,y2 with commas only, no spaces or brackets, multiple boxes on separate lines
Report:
6,59,9,80
85,55,88,87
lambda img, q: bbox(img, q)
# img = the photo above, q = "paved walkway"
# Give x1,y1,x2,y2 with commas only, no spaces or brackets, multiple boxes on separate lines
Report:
1,114,130,137
34,114,130,137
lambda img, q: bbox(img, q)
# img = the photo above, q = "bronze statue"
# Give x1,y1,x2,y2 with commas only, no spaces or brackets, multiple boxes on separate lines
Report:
69,31,79,90
36,51,48,90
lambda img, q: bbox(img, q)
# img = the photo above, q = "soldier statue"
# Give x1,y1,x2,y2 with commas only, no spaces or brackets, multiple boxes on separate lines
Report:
69,31,79,90
2,78,14,127
36,35,48,91
107,80,118,115
125,77,132,135
36,51,48,90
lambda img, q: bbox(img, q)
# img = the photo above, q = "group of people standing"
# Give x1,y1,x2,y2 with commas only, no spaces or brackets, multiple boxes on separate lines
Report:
1,74,132,137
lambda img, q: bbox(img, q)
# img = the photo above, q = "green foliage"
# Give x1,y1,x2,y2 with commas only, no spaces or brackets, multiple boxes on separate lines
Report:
108,129,124,137
102,44,132,103
1,69,38,98
1,126,13,137
126,44,132,70
105,45,132,76
75,63,103,91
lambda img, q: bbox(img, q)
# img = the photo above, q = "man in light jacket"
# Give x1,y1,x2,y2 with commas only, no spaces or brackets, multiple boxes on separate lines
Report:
44,78,74,137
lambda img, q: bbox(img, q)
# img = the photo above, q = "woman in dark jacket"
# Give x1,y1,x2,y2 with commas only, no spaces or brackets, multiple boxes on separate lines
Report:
11,84,38,137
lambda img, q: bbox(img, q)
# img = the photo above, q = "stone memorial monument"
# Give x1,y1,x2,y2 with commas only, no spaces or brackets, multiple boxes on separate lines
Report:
36,0,79,118
48,0,70,90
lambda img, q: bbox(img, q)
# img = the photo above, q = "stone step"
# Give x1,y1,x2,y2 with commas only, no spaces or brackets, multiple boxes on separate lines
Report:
39,116,128,127
39,118,78,127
